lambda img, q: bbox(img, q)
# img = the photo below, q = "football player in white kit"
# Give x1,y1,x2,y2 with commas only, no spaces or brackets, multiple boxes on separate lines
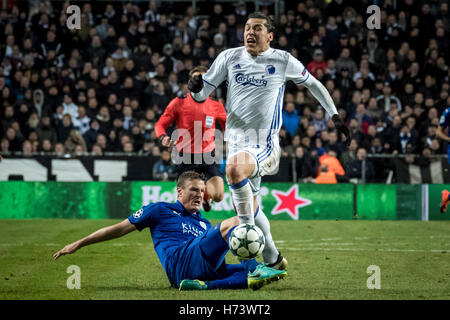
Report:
189,12,350,270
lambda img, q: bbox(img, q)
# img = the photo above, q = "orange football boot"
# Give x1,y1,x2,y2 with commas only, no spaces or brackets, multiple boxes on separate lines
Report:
440,190,450,213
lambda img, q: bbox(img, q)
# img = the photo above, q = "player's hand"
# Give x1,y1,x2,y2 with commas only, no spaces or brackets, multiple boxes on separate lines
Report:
160,135,176,148
332,114,351,146
53,242,80,260
188,74,203,93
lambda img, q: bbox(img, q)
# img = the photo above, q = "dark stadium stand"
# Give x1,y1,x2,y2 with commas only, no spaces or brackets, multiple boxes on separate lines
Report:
0,0,449,182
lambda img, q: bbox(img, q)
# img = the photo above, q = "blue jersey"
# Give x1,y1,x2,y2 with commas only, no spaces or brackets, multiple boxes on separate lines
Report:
439,107,450,135
128,201,213,285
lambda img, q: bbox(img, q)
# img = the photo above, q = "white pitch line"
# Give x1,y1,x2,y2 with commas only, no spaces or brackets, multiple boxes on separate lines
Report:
0,243,24,246
275,239,313,244
276,246,449,253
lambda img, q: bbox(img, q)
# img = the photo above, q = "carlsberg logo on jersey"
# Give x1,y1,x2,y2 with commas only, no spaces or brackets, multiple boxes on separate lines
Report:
235,73,268,87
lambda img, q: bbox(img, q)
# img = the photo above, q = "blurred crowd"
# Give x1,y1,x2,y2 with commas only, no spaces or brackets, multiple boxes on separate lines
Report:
0,0,449,183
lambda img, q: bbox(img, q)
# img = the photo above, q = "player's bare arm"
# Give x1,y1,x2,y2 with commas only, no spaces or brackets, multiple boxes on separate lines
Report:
53,219,136,260
436,126,450,142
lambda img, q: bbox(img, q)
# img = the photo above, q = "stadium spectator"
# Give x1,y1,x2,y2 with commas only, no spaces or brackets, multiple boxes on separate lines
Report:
340,138,358,174
1,138,9,154
122,141,134,155
282,102,301,137
22,140,33,156
307,49,327,78
5,126,23,152
62,94,78,121
122,105,136,132
41,138,52,153
106,129,122,152
56,113,73,143
335,47,357,78
393,124,418,154
376,82,402,113
91,143,103,156
327,130,345,157
83,119,101,152
292,146,315,183
152,148,177,181
315,164,338,184
348,147,374,182
73,106,91,134
64,130,87,155
310,108,328,134
317,148,345,177
54,142,65,156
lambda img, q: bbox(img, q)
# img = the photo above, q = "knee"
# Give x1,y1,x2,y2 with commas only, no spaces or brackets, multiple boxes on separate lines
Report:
220,216,240,240
207,178,225,202
226,216,240,233
226,163,247,184
230,216,239,227
212,188,224,202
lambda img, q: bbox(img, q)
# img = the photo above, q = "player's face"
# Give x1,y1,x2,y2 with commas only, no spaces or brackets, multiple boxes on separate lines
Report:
244,18,273,56
178,179,205,212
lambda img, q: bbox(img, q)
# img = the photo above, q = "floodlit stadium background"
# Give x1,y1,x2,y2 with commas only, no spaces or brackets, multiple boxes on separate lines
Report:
0,0,449,299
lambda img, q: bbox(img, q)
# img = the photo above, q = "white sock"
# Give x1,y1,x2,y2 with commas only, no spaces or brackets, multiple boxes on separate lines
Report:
230,179,255,225
254,207,279,265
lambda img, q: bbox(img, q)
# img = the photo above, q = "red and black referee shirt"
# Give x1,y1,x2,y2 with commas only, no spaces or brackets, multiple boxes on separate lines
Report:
155,93,227,154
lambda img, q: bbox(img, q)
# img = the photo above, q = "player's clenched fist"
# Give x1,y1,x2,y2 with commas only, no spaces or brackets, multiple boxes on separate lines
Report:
332,114,351,146
188,74,203,93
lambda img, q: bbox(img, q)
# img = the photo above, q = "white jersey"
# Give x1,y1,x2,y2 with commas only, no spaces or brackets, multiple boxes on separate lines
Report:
192,46,310,147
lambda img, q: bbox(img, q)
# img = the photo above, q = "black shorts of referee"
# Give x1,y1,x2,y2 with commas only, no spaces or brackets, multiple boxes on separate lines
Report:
174,151,222,180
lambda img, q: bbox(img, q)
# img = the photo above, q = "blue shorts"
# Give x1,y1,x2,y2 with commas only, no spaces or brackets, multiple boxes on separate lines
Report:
173,223,229,286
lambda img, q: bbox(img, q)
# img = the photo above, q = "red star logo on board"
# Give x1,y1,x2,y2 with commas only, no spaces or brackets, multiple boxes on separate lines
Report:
271,185,312,220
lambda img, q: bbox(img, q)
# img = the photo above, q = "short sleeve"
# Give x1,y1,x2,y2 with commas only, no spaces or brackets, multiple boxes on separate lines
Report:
285,54,310,85
191,50,229,102
202,50,229,89
154,98,179,138
128,204,159,231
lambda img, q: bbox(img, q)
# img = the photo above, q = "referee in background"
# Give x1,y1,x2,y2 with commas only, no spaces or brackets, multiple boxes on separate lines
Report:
155,66,227,211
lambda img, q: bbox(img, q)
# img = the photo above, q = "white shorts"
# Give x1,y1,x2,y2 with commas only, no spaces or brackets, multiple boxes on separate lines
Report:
227,142,281,195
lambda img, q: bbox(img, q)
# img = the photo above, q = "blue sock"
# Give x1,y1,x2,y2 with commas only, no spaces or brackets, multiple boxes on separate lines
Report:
205,264,249,289
240,259,259,273
205,270,248,289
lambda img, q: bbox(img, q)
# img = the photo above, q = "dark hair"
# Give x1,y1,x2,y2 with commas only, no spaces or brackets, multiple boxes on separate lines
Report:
177,170,206,188
247,12,276,34
189,65,208,78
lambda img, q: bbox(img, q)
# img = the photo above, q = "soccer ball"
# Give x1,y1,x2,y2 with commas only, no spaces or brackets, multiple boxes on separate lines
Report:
228,224,265,259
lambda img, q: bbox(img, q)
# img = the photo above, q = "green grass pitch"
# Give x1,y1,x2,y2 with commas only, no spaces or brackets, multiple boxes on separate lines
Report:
1,219,449,300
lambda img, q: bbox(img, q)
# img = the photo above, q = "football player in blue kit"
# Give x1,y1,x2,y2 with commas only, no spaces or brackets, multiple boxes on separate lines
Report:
53,171,286,290
436,106,450,213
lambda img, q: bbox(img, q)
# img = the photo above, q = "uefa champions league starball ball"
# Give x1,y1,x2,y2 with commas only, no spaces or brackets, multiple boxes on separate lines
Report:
228,224,265,259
